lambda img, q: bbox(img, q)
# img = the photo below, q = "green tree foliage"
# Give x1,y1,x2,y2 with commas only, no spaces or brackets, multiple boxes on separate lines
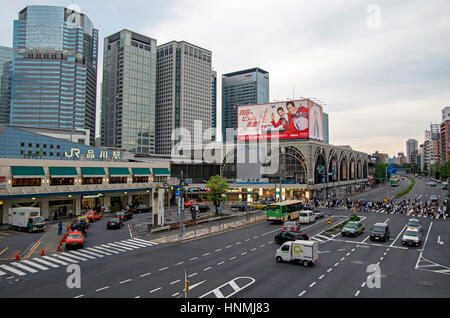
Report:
206,175,229,215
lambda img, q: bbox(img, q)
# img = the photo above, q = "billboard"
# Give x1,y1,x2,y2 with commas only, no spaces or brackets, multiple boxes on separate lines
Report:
237,99,324,141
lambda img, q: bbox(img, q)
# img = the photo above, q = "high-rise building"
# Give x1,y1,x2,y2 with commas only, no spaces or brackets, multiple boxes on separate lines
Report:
323,112,329,144
211,70,217,141
221,67,269,140
371,150,388,164
155,41,212,154
101,29,157,154
406,139,418,164
0,46,12,124
440,107,450,164
10,5,98,145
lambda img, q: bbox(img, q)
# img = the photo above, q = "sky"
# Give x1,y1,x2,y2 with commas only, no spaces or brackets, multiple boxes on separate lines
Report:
1,0,449,157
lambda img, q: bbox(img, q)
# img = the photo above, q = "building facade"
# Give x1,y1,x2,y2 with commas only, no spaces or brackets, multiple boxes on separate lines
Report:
406,139,418,164
155,41,213,155
323,112,329,144
221,68,269,140
101,29,157,155
10,5,98,145
0,46,12,125
211,70,217,141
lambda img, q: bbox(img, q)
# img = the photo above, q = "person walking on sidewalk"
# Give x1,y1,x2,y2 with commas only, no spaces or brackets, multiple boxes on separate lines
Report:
58,221,63,236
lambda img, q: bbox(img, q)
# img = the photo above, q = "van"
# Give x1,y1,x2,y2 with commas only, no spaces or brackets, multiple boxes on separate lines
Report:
299,210,315,224
275,240,319,267
369,223,390,242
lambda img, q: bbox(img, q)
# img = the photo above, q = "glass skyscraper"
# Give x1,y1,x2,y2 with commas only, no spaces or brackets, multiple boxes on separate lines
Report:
0,46,12,124
222,67,269,140
101,29,157,154
10,5,98,145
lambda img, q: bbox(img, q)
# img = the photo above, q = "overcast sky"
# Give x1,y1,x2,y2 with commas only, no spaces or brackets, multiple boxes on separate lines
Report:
1,0,449,157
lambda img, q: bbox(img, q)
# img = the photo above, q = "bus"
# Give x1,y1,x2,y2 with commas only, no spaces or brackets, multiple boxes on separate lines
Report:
390,179,399,187
266,200,304,222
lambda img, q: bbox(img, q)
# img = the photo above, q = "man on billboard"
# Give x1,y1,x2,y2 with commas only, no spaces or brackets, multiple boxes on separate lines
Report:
270,107,288,130
285,101,308,133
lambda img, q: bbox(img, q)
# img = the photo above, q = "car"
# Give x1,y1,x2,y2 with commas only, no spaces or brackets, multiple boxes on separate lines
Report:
443,185,448,190
281,221,301,232
70,219,88,236
107,217,124,229
402,227,422,247
190,204,210,212
248,202,268,210
231,203,254,212
427,182,436,187
135,204,152,213
341,221,364,237
64,231,85,249
406,218,423,233
83,211,101,222
274,231,309,244
430,195,438,202
76,215,90,227
184,200,200,208
313,210,324,219
114,210,133,221
369,223,390,242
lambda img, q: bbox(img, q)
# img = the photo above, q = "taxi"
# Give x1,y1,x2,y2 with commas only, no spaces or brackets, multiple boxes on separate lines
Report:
84,211,101,222
65,231,85,249
76,215,90,227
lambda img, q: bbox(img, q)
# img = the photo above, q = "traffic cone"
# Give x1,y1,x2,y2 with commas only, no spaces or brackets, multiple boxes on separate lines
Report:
15,250,20,260
41,248,45,256
57,244,61,252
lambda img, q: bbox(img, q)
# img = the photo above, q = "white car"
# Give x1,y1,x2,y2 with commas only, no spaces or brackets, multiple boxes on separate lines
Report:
299,210,315,224
402,227,422,247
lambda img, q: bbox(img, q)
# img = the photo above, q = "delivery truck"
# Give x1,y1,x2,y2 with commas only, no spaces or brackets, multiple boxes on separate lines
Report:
275,240,319,267
8,207,46,232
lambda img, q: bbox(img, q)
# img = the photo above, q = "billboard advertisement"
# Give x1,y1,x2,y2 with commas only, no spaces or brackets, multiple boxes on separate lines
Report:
237,99,324,141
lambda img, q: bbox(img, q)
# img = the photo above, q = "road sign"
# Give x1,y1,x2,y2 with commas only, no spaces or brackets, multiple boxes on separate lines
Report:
175,190,182,197
184,178,192,184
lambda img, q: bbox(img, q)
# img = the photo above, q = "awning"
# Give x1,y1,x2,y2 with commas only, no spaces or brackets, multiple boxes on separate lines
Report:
152,168,171,176
80,167,106,177
108,167,130,176
49,167,78,177
11,166,45,178
132,168,152,176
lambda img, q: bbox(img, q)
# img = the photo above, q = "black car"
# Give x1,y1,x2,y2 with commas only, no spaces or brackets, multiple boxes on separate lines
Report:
135,204,152,213
231,203,254,212
107,217,123,229
70,220,88,236
369,223,390,242
274,231,309,244
114,210,133,221
190,204,210,212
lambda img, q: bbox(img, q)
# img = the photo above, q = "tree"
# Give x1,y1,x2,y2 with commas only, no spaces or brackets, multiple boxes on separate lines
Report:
206,175,229,215
374,163,387,184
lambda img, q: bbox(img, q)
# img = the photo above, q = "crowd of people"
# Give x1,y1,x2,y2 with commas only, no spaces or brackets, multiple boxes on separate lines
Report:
304,197,448,220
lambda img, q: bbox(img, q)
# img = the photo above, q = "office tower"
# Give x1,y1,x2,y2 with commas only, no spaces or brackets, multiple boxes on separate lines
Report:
10,5,98,145
156,41,212,154
211,70,217,141
440,107,450,163
222,67,269,140
406,139,418,164
0,46,12,124
101,29,157,154
323,112,329,144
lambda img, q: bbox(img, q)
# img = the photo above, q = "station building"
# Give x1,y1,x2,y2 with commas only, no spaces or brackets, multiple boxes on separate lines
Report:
170,139,370,202
0,125,170,225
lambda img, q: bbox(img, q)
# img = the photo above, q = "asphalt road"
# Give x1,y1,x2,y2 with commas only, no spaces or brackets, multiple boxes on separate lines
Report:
0,206,448,298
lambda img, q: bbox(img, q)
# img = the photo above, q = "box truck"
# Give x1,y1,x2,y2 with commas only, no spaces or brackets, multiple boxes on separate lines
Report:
8,207,46,232
275,240,319,267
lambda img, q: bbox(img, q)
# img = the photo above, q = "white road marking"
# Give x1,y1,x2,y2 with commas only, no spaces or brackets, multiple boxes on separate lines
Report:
225,245,232,249
230,257,237,260
188,273,197,278
42,256,69,266
390,225,407,247
158,267,168,271
61,252,88,261
32,258,59,268
217,261,225,265
327,268,333,273
309,282,316,288
298,290,306,297
96,286,109,292
11,262,38,273
203,253,210,256
215,249,222,252
86,247,112,256
0,264,27,276
73,295,84,298
140,272,151,277
120,279,131,284
175,261,184,266
355,290,360,296
319,274,325,280
170,280,180,285
203,267,212,271
241,252,247,256
20,259,48,271
189,257,198,261
53,254,79,263
149,287,162,293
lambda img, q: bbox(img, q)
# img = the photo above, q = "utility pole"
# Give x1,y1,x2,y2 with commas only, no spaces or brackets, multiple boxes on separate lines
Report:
179,170,184,237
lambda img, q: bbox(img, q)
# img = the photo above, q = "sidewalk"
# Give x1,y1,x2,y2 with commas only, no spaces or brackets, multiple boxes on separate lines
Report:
26,221,71,259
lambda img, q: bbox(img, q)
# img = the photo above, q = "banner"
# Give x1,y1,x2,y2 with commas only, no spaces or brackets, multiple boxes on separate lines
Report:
237,99,323,141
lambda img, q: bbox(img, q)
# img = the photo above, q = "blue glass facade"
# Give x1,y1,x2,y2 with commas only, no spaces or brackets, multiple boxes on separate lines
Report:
0,125,120,161
222,68,269,140
323,112,329,144
10,6,98,145
0,46,12,124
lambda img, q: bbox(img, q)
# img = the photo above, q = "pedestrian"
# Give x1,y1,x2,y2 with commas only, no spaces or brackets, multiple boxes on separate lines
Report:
57,221,62,236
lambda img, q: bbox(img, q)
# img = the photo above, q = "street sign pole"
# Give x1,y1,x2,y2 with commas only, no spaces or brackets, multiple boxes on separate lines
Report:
179,170,184,237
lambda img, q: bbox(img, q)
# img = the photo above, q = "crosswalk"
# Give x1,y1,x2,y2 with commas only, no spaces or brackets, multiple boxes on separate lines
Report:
0,238,158,279
338,207,443,219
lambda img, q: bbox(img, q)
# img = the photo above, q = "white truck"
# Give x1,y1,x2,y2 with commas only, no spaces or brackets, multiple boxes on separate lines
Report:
8,207,46,232
275,240,319,267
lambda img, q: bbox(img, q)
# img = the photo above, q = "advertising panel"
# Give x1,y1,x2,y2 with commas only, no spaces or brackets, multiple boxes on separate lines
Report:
237,99,323,141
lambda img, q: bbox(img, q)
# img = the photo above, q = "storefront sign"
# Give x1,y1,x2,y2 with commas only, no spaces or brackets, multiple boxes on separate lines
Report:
64,148,122,160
